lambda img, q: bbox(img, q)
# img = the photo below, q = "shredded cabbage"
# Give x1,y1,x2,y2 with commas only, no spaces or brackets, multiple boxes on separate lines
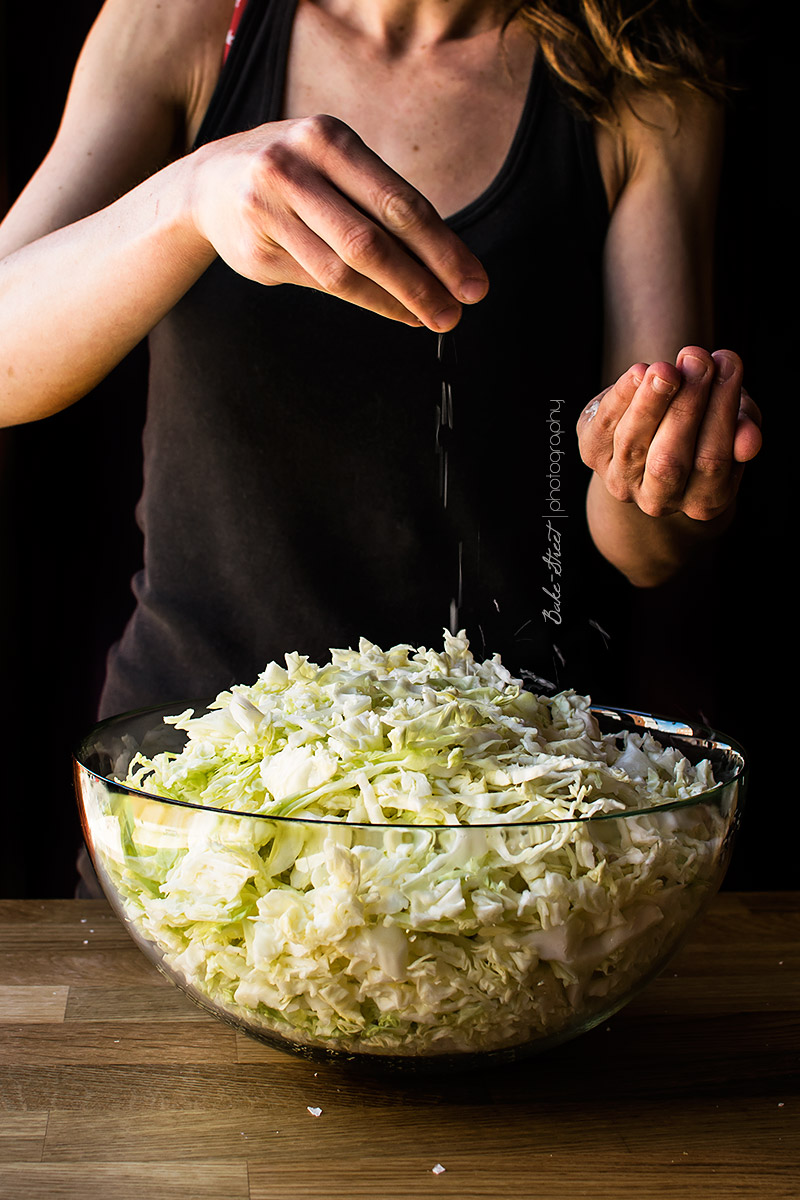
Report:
86,632,728,1058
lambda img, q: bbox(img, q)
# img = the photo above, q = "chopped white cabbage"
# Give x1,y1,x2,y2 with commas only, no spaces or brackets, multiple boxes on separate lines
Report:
87,632,728,1058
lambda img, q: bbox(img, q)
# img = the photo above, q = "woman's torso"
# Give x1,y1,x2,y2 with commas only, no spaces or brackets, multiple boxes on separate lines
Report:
99,0,628,718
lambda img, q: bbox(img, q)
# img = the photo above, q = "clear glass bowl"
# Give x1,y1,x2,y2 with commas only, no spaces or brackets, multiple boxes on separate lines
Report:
74,702,745,1072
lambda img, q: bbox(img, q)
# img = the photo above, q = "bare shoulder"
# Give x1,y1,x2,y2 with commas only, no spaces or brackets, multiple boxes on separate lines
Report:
68,0,235,146
0,0,234,255
595,85,724,213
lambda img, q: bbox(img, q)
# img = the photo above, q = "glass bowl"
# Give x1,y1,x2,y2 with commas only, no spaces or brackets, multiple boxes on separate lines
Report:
74,701,745,1072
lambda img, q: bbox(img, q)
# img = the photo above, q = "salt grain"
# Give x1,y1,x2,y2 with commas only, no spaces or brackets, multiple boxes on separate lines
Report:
307,1106,322,1117
432,1164,446,1175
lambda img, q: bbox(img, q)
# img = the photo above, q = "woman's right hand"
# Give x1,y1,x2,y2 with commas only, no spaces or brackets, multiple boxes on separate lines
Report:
190,114,488,331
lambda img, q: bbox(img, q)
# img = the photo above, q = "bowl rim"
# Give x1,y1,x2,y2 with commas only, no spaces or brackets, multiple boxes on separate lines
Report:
73,698,747,831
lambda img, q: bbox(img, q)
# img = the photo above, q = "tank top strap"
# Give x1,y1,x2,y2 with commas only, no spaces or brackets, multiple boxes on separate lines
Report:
195,0,298,149
223,0,250,63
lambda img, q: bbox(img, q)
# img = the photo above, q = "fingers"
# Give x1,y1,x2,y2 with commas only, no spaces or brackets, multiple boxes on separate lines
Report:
612,362,686,508
637,346,718,515
580,346,761,522
255,186,428,326
673,349,743,519
284,171,461,329
577,364,646,470
578,361,685,507
313,116,488,310
733,386,763,463
274,116,488,330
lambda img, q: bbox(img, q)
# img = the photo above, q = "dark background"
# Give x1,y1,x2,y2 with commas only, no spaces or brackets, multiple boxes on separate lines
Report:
0,2,789,897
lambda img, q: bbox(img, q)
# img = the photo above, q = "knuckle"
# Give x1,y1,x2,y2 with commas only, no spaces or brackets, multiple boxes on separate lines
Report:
604,471,634,505
638,494,672,519
402,275,439,311
432,239,473,281
596,414,620,443
251,142,296,191
683,501,718,522
682,476,735,522
292,112,349,151
315,254,354,296
683,483,732,520
612,432,645,469
664,395,700,422
375,182,429,232
245,239,280,275
338,221,385,270
646,450,687,491
692,451,730,481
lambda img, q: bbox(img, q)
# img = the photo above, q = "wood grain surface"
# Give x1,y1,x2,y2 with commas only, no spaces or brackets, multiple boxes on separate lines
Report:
0,893,797,1200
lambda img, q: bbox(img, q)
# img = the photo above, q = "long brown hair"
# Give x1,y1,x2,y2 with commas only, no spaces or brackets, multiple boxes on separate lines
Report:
516,2,731,118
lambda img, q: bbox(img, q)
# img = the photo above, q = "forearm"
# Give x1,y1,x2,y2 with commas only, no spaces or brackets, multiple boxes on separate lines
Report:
587,470,734,587
0,154,215,427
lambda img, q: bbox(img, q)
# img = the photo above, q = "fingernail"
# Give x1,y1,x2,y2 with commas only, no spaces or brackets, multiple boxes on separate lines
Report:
653,374,677,395
459,278,487,303
713,353,735,382
431,306,460,331
682,353,708,381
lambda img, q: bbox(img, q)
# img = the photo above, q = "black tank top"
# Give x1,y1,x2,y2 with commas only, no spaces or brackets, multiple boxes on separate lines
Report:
99,0,624,719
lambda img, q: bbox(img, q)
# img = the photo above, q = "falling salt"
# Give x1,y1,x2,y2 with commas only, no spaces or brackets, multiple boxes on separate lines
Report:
432,1163,446,1175
436,332,463,633
436,333,454,512
307,1106,322,1117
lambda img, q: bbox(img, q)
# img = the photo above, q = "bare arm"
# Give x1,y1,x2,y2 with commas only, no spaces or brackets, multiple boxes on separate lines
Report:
0,0,488,428
0,0,228,424
579,89,761,586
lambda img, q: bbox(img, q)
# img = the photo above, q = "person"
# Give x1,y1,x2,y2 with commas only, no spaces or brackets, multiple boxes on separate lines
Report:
0,1,761,889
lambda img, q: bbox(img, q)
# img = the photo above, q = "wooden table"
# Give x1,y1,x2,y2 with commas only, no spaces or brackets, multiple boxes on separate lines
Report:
0,893,797,1200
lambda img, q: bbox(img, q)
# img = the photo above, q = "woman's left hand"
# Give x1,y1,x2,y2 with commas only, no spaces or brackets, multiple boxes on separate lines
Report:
576,347,762,521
